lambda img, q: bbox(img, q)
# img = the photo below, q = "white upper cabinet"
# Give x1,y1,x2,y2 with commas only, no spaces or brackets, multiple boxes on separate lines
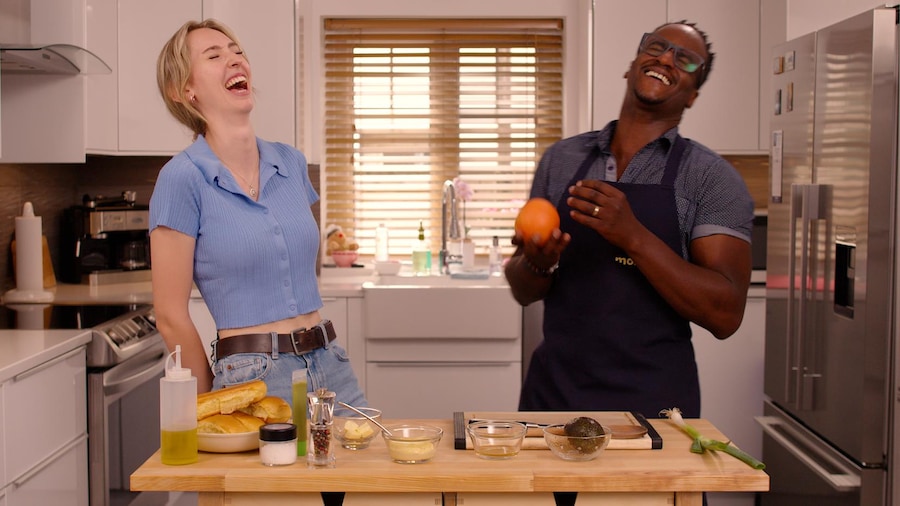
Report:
85,0,200,155
85,0,296,156
202,0,296,147
591,0,668,133
593,0,762,154
669,0,760,153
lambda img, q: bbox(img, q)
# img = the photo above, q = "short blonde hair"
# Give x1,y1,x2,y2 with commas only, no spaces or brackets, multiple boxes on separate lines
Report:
156,19,247,138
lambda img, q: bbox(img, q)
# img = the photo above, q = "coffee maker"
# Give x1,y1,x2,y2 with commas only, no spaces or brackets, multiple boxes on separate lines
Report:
59,191,151,283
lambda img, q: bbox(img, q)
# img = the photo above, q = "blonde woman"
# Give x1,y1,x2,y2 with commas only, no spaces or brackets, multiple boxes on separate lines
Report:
150,19,366,420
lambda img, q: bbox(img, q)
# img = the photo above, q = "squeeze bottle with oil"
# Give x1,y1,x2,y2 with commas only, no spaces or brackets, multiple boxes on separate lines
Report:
160,345,198,465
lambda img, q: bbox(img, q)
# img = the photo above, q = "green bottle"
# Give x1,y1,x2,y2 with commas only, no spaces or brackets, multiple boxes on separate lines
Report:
412,221,431,276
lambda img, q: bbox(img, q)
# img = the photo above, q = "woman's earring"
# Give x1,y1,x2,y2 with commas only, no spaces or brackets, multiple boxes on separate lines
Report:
190,94,196,103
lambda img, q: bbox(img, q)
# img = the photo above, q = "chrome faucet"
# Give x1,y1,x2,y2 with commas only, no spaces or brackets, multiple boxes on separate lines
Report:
440,179,462,274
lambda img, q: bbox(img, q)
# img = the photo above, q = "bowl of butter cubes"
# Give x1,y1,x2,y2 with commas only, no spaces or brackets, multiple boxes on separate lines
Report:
333,406,383,450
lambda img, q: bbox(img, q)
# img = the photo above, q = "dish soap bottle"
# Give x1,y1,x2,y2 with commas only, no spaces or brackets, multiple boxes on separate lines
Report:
375,223,390,262
489,235,503,276
159,345,198,465
411,221,431,276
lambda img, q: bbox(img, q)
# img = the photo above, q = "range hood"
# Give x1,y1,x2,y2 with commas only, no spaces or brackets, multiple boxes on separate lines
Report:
0,43,111,75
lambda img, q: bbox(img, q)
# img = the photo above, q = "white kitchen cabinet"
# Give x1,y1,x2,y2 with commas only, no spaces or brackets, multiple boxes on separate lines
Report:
691,293,765,506
202,0,296,146
363,285,522,419
320,296,366,394
592,0,761,153
85,0,200,154
189,293,218,365
85,0,296,155
1,347,88,506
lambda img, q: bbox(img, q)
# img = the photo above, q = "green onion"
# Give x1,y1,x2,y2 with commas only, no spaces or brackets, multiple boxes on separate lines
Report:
659,408,765,470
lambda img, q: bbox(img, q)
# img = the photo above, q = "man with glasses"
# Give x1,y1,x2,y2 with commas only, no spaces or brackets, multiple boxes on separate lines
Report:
506,21,753,498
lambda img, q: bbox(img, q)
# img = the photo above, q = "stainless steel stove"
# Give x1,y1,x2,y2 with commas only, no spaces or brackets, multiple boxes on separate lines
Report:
0,303,167,506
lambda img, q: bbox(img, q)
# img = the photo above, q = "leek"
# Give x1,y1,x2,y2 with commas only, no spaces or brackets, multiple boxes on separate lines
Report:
659,407,765,470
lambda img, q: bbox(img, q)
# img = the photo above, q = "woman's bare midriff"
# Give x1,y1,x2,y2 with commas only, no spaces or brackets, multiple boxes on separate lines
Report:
216,311,324,338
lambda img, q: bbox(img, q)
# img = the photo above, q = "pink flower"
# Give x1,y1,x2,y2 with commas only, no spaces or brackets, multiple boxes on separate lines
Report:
453,177,474,201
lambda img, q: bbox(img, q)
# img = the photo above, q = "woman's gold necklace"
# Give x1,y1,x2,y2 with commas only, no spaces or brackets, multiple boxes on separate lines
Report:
232,170,258,198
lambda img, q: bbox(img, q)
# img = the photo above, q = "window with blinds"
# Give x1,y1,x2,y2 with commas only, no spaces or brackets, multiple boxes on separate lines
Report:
322,18,563,259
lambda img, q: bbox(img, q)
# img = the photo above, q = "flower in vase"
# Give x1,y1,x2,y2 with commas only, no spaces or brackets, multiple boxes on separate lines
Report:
453,177,474,238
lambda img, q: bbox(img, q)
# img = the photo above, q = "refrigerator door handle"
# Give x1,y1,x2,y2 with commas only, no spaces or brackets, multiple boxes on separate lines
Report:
757,415,861,492
789,183,830,409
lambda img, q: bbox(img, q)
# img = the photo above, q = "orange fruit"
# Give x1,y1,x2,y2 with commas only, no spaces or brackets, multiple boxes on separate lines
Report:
515,198,560,245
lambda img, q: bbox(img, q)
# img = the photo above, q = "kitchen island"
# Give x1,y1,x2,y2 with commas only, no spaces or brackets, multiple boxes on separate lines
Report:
131,417,768,506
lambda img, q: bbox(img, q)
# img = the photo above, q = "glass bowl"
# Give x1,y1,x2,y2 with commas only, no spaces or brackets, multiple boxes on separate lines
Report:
333,407,383,450
466,420,527,460
382,424,443,464
542,424,611,461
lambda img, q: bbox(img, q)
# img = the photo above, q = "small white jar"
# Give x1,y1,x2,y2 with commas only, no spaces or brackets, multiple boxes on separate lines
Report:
259,423,298,466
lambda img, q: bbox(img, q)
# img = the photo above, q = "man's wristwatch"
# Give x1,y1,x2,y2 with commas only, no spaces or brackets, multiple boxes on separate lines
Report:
523,257,559,277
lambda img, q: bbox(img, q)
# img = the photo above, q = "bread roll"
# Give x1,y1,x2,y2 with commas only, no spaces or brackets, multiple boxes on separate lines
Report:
198,412,266,434
197,380,267,420
239,396,292,423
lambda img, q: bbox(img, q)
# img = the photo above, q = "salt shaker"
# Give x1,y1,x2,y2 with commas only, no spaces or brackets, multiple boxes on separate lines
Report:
259,423,298,466
307,388,336,468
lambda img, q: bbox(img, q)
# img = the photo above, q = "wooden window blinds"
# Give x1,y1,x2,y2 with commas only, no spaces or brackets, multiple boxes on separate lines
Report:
322,18,563,259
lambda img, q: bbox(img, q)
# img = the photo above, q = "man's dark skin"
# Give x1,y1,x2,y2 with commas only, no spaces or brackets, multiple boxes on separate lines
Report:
505,23,751,340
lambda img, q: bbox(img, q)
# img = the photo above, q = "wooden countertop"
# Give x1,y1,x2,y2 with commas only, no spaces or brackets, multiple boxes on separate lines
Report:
131,417,768,494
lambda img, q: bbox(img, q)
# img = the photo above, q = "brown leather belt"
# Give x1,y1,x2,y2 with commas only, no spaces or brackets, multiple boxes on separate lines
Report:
214,320,336,360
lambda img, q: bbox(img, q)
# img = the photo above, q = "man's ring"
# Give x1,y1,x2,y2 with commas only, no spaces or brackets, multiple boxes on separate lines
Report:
591,206,600,217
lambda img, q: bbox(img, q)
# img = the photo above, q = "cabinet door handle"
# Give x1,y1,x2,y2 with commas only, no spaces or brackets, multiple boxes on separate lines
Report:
13,347,83,383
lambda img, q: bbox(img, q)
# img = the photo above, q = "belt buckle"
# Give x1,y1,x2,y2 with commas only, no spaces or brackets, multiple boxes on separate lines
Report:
289,327,308,355
314,321,330,349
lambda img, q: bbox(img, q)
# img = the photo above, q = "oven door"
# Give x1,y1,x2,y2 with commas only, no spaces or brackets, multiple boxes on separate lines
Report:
89,341,167,506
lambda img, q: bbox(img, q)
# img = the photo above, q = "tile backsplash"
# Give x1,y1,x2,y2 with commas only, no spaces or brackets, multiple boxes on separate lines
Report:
0,154,760,294
0,157,323,293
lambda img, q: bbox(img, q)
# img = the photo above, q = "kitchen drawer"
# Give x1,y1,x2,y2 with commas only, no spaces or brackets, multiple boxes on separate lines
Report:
367,337,520,362
366,362,520,419
344,493,442,505
0,383,4,487
457,492,671,505
3,348,86,484
364,286,521,339
5,435,88,506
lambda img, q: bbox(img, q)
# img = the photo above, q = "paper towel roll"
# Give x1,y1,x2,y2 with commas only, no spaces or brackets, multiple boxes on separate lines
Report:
2,202,53,303
15,202,44,291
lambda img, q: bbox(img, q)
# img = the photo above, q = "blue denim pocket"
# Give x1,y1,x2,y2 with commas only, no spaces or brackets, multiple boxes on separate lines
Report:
212,353,272,386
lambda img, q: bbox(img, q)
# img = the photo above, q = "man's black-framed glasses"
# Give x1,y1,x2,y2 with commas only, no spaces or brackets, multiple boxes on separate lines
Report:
638,32,705,74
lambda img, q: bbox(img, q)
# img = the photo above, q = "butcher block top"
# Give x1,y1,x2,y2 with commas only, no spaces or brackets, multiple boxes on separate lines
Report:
131,416,768,495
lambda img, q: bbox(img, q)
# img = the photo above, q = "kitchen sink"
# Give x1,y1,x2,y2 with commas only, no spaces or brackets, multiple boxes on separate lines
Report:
366,273,507,287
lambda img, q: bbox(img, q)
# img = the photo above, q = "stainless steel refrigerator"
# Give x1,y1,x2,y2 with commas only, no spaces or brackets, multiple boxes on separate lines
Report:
758,6,900,506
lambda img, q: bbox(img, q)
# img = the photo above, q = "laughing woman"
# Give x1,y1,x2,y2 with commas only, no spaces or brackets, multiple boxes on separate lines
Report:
149,19,366,416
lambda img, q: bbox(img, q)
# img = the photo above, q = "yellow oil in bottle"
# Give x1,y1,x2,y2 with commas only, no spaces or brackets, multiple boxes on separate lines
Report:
161,428,199,465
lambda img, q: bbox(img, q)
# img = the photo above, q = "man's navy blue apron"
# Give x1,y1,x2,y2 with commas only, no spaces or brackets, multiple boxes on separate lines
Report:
519,135,700,419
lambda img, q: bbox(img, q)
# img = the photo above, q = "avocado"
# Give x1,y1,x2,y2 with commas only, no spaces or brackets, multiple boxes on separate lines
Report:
563,416,605,453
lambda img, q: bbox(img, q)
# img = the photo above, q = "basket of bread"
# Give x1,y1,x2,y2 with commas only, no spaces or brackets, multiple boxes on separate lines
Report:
196,380,291,453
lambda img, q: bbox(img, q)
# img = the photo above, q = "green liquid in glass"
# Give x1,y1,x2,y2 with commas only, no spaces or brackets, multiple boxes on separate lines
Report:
292,378,308,456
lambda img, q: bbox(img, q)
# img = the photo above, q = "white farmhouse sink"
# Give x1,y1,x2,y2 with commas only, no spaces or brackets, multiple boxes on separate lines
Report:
367,273,507,287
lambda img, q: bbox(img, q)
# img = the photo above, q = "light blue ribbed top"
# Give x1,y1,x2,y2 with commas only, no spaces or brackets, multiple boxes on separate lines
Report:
149,135,322,329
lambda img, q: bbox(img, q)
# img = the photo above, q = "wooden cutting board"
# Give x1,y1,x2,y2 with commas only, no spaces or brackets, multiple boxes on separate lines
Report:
454,411,662,451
